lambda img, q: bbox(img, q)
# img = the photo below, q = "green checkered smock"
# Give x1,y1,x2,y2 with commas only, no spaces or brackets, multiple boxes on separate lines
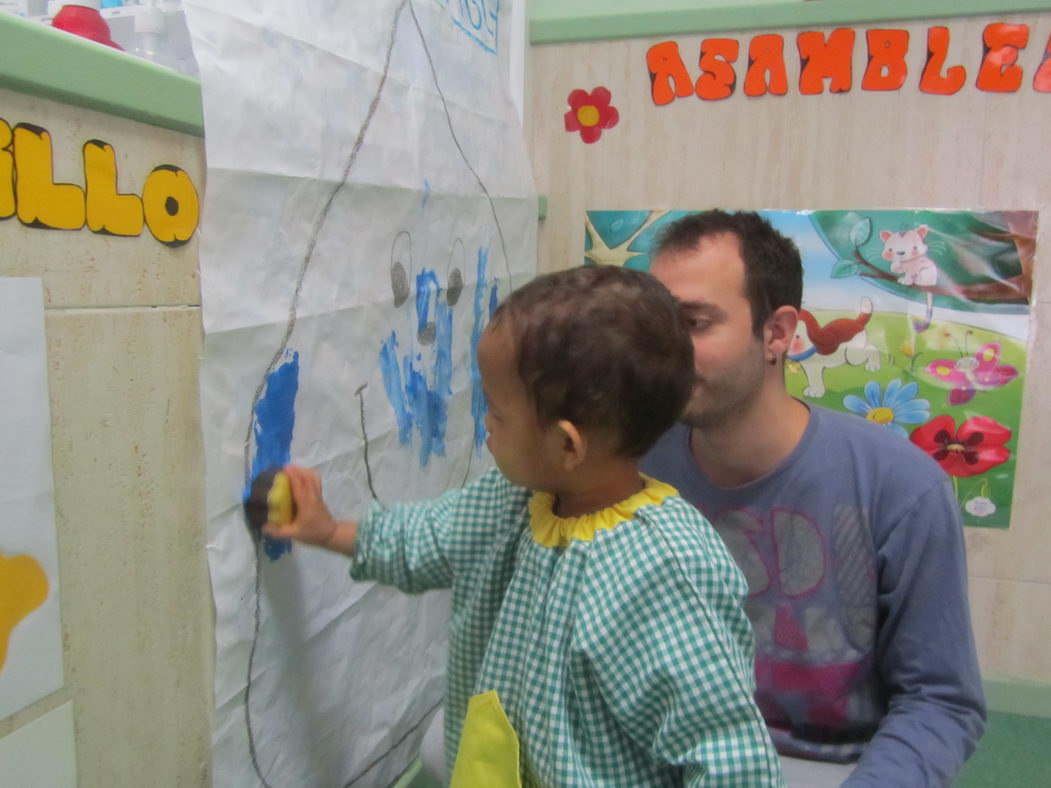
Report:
351,468,784,787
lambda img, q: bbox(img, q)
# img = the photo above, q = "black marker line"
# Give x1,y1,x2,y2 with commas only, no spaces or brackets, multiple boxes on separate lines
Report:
242,3,409,785
330,3,517,780
407,0,512,287
408,1,510,493
242,0,409,482
244,546,272,788
342,697,445,788
389,230,413,308
356,383,380,502
241,0,516,782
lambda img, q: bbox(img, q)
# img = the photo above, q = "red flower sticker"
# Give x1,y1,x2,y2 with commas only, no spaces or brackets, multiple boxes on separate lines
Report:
564,87,619,144
910,414,1011,477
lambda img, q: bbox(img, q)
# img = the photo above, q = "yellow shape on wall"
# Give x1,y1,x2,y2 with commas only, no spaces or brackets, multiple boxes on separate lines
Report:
0,553,49,671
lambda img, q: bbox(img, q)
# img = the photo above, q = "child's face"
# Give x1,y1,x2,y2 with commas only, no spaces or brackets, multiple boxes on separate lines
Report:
477,322,556,490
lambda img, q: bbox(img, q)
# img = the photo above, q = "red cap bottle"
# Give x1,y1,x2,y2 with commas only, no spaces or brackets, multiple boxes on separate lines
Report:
51,1,123,50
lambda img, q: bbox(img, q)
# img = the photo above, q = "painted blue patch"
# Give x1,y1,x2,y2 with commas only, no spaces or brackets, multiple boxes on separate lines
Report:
246,351,299,561
380,268,454,467
470,247,493,452
416,270,440,338
380,332,412,443
434,296,453,396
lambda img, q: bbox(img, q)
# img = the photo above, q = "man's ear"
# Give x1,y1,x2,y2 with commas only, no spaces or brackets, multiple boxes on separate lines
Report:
551,419,588,472
765,305,799,363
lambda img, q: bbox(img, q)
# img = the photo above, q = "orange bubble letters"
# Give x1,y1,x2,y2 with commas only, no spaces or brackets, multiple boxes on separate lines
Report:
862,29,909,90
976,23,1029,92
745,34,789,97
696,38,739,100
920,26,967,94
645,23,1044,105
798,29,855,94
647,41,695,105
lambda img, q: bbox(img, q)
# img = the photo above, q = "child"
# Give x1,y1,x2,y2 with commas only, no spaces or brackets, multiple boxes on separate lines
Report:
265,265,784,787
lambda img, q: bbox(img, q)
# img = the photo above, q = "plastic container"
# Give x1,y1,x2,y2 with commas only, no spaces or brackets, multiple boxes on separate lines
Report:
51,1,122,49
130,0,177,69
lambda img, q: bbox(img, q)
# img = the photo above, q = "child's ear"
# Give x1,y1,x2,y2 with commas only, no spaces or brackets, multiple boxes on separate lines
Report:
552,419,588,472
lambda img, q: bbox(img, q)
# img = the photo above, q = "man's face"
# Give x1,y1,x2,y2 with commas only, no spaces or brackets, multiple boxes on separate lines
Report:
650,232,768,429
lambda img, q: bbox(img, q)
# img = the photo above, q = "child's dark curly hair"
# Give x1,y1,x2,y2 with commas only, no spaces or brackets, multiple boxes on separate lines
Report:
489,265,693,458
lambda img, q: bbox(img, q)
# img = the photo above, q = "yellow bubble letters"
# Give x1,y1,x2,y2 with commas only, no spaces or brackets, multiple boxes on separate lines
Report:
0,119,14,219
142,165,200,246
0,116,199,245
84,140,145,237
15,123,85,230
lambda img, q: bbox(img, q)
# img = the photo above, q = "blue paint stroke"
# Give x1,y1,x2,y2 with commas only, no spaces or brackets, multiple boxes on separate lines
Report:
426,292,454,461
246,350,300,561
404,354,441,465
380,333,412,443
470,247,494,452
434,292,454,399
416,270,440,338
379,269,454,467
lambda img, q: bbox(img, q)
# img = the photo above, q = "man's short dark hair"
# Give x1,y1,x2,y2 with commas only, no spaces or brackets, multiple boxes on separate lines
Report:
653,210,803,335
490,265,693,458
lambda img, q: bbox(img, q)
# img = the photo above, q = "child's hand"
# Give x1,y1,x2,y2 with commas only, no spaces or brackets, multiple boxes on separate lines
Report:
262,465,340,549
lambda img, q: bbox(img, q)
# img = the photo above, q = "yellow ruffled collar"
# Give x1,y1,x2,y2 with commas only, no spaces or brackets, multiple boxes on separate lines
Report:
528,475,678,548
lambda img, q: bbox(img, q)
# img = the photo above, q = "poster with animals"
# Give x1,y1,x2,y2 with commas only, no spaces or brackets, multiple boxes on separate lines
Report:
585,210,1034,529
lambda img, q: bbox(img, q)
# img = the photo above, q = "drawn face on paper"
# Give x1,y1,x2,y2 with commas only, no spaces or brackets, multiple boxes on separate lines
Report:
379,232,496,469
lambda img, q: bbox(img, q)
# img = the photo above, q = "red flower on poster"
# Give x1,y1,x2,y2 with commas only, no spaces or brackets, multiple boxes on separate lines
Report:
564,87,619,144
909,414,1011,477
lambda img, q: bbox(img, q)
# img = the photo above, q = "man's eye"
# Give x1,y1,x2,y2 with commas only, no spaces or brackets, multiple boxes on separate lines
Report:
688,318,711,331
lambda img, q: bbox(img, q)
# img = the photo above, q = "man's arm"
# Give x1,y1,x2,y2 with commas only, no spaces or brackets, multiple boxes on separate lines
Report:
845,479,986,787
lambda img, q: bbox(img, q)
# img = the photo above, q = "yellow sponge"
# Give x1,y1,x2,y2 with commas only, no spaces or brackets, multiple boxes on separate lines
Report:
244,468,296,534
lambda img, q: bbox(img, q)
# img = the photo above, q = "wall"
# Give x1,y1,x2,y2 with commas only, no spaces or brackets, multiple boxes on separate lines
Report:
0,17,211,783
529,11,1051,687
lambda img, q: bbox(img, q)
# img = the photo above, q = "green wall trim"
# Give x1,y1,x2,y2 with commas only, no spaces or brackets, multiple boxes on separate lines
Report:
530,0,1051,44
0,12,204,136
983,676,1051,719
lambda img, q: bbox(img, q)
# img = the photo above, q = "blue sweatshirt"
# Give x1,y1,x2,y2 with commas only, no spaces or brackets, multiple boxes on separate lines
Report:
642,405,985,787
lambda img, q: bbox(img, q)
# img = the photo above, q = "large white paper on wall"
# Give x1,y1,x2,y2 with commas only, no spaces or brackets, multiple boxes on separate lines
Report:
0,277,64,722
184,1,536,784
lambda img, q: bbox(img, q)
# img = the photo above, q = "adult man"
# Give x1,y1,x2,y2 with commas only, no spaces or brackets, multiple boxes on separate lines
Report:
642,210,985,787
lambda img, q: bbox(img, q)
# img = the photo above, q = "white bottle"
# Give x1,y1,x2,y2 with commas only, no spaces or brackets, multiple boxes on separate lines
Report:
131,0,176,69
